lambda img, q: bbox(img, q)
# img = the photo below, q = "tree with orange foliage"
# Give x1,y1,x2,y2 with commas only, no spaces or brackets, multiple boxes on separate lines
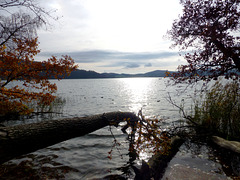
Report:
0,38,77,116
0,0,77,116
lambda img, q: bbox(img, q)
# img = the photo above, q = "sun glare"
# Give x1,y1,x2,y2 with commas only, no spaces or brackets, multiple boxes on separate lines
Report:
119,78,154,112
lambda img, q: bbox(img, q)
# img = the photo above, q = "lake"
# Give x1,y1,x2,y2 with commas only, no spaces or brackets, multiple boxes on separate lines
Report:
0,78,232,179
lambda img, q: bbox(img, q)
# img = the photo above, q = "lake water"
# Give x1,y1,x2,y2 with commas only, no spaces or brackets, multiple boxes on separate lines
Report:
0,78,233,179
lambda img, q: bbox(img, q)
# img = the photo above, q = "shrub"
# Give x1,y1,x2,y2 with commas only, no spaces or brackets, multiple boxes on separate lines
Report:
28,96,66,113
0,96,66,121
193,80,240,139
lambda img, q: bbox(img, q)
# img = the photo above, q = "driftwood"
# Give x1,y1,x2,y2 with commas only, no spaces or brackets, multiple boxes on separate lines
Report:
212,136,240,154
0,111,139,164
212,136,240,176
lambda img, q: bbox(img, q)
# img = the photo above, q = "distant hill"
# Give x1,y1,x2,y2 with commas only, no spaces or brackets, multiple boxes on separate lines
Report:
66,69,174,79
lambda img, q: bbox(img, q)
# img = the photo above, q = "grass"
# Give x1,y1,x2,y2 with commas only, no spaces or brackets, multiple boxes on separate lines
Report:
192,80,240,140
28,96,66,114
0,96,66,121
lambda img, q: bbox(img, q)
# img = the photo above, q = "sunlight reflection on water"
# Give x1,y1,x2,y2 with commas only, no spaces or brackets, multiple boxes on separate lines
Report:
118,78,155,113
53,78,179,121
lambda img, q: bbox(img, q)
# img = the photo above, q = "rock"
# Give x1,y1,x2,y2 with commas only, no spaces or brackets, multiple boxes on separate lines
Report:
163,164,228,180
212,136,240,154
92,174,126,180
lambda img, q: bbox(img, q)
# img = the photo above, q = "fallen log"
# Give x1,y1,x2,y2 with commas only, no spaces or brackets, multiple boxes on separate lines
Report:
212,136,240,154
148,136,184,180
133,136,184,180
0,111,139,164
211,136,240,176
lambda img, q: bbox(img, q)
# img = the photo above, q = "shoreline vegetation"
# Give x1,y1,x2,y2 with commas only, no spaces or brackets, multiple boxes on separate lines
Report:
192,80,240,141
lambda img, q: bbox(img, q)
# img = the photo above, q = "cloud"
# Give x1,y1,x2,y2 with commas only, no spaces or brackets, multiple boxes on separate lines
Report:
100,61,140,68
120,52,178,60
37,49,182,73
38,50,179,63
144,63,152,67
124,63,140,69
38,50,117,62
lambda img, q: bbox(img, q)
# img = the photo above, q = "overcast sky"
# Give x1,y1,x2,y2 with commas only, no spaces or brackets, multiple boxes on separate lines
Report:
37,0,184,74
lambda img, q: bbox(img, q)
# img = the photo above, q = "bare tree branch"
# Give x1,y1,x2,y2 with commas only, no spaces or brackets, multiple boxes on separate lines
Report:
166,93,199,126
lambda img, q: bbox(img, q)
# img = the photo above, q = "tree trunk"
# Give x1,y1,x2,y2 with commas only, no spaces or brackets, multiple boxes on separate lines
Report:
212,39,240,71
132,136,184,180
0,111,139,164
148,136,184,180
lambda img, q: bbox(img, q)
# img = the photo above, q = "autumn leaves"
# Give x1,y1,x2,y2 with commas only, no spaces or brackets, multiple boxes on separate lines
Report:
0,38,77,116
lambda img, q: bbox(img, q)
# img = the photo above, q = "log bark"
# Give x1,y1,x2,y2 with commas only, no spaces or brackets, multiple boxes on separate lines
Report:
0,111,139,164
147,136,184,180
132,136,184,180
212,136,240,154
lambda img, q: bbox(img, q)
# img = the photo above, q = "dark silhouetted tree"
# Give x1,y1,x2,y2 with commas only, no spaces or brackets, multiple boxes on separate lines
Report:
0,0,56,49
168,0,240,82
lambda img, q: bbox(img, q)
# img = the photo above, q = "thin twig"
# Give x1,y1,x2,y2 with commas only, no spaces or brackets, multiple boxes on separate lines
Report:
167,92,199,126
108,125,124,159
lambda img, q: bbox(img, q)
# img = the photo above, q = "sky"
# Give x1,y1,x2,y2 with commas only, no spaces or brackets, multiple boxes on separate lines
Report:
37,0,184,74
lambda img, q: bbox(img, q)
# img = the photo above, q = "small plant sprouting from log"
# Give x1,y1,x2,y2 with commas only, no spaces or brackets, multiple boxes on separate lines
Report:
108,110,171,160
134,112,171,157
135,120,171,156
